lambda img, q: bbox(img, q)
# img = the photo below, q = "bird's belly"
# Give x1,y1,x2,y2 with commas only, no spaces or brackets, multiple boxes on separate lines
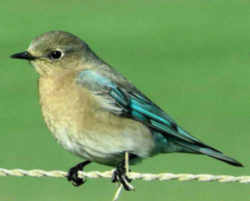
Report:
42,107,155,166
49,126,91,159
42,114,115,163
47,121,144,166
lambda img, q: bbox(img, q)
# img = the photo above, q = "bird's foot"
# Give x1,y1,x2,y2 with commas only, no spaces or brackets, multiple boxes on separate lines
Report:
67,160,91,187
112,162,133,191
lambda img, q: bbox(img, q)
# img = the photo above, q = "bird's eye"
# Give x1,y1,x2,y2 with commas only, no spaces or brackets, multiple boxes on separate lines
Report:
48,50,62,60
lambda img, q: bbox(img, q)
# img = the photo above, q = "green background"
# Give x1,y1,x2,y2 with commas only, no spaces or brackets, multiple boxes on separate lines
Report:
0,0,249,200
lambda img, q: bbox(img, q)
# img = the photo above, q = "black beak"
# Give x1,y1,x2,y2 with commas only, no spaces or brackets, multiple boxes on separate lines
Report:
10,51,36,61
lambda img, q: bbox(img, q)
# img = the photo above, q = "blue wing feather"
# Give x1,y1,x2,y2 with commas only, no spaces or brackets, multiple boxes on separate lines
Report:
77,70,217,150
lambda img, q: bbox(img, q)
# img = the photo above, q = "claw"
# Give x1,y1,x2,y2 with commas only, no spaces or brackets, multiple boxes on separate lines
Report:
67,166,85,186
67,160,91,187
112,161,133,191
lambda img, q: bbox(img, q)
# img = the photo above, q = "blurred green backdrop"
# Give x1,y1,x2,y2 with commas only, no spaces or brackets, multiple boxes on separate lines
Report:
0,0,249,200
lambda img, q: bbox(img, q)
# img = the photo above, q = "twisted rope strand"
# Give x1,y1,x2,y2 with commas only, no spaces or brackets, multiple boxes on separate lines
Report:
0,168,249,183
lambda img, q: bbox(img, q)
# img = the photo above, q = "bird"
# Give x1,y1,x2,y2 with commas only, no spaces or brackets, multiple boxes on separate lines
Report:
11,31,243,190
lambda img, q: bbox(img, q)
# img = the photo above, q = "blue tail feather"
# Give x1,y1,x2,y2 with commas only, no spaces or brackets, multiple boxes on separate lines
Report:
174,140,243,167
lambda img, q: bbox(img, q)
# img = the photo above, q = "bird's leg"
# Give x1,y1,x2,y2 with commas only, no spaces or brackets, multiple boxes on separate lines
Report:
112,155,133,191
67,160,91,187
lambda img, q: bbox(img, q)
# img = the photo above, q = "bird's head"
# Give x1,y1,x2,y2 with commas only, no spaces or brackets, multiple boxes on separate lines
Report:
11,31,97,76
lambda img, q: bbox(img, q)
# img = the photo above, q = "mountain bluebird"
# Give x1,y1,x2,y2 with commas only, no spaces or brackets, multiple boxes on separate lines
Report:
11,31,243,190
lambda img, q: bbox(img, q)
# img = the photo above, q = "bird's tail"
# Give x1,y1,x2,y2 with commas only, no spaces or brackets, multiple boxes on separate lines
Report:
175,140,243,167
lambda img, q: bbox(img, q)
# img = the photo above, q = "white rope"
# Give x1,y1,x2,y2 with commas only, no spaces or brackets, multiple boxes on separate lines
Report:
1,165,249,201
0,168,249,183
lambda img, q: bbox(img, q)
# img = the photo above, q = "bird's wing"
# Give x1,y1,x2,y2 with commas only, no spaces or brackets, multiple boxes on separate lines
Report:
76,69,220,150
